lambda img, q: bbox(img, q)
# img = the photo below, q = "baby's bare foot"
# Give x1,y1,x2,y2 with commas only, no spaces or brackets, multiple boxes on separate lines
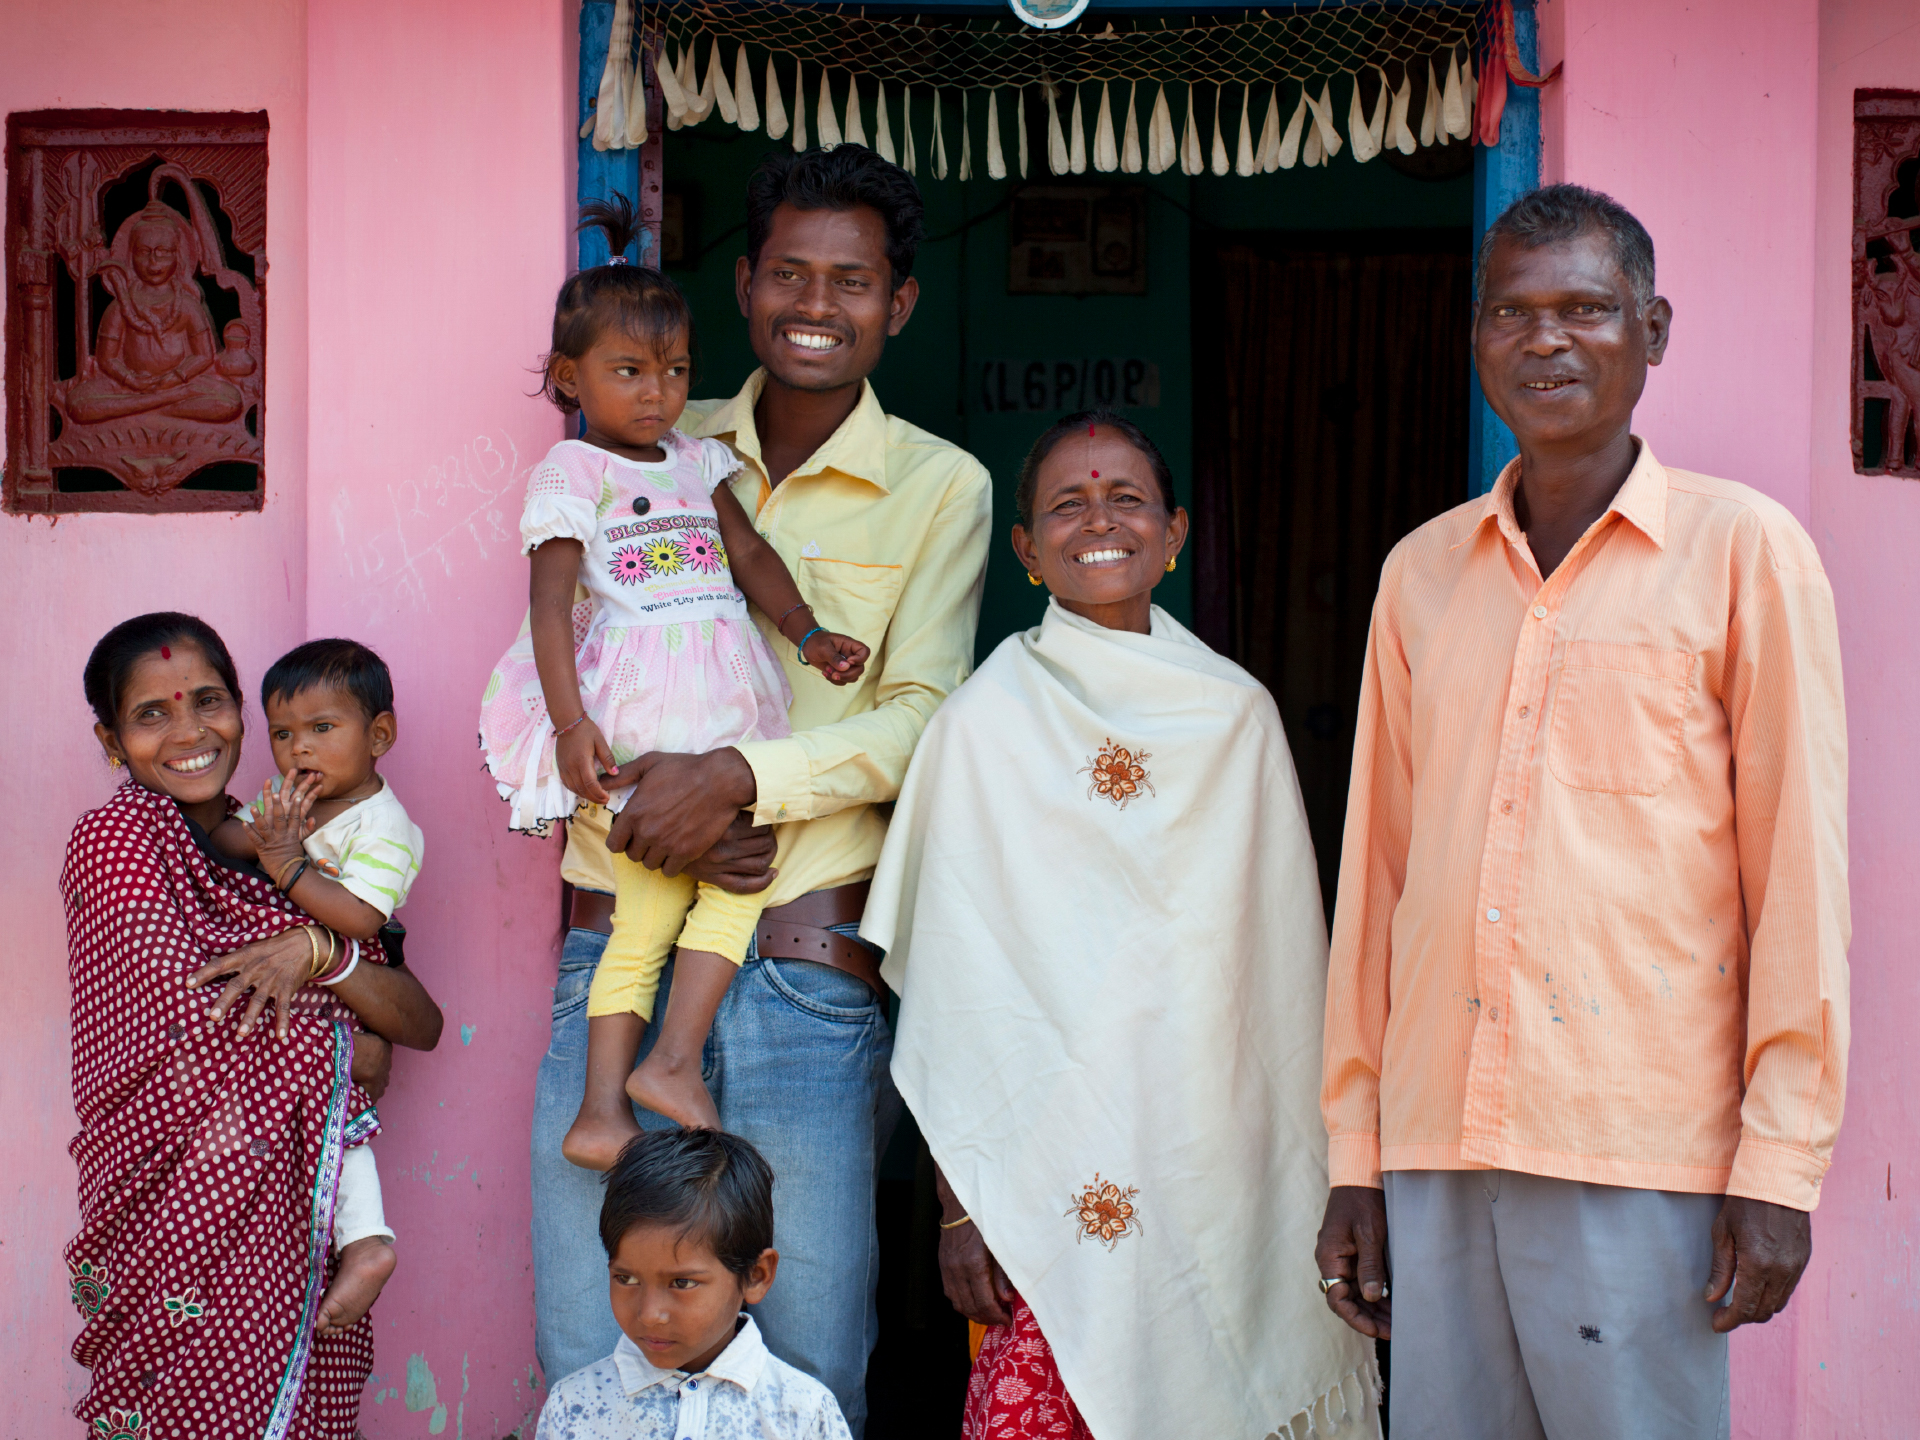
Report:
562,1106,643,1172
626,1052,720,1130
316,1236,395,1338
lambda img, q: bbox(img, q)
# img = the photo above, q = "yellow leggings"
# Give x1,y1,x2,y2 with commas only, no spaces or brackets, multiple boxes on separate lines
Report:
586,853,767,1021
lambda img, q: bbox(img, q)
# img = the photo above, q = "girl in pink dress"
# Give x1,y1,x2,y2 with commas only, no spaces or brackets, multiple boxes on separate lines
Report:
479,197,867,1162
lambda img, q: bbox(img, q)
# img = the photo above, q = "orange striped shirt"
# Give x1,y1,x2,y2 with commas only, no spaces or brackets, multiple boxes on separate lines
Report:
1322,442,1850,1210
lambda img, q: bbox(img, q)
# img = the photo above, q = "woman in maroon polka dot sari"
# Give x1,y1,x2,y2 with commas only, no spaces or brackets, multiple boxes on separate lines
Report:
62,615,442,1440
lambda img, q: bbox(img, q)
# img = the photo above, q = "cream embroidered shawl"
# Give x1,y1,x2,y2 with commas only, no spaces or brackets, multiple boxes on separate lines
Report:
864,600,1379,1440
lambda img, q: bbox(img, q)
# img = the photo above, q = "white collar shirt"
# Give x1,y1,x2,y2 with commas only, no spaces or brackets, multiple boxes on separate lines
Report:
533,1316,852,1440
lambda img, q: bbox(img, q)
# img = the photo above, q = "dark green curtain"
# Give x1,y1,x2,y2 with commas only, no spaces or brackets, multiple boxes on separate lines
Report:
1193,233,1473,912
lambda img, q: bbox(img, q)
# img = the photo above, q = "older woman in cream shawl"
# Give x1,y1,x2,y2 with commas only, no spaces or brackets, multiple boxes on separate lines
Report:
863,412,1381,1440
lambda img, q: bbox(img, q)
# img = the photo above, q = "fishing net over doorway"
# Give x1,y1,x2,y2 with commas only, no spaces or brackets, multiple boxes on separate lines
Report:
584,0,1556,178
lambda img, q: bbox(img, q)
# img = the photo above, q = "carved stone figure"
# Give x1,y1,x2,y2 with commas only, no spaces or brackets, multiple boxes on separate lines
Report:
1853,91,1920,478
5,112,267,513
64,201,245,426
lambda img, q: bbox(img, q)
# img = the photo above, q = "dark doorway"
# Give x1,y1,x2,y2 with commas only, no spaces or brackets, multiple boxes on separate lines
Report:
1193,230,1474,914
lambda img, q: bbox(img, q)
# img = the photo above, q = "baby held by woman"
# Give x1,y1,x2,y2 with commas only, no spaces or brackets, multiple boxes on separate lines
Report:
213,639,424,1333
478,196,868,1164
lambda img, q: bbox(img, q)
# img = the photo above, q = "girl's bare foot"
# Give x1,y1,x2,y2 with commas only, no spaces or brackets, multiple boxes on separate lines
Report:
316,1236,395,1338
626,1050,720,1130
562,1104,643,1171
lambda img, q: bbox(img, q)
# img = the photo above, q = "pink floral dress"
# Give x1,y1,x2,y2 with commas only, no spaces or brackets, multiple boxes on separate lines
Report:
478,433,791,834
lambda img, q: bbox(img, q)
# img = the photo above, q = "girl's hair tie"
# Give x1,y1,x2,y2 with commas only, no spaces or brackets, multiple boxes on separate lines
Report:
606,256,629,266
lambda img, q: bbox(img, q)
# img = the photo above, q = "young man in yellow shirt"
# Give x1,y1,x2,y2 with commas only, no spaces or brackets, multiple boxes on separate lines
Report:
528,146,991,1439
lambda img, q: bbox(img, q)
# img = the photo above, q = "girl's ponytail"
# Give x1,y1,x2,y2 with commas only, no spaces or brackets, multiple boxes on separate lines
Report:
578,192,643,265
541,192,696,413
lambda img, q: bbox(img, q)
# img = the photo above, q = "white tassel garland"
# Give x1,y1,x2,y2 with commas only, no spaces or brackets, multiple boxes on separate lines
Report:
1422,59,1442,146
679,43,705,124
1070,86,1088,174
1209,83,1230,176
1257,84,1283,172
1180,83,1203,175
1148,84,1175,174
845,72,867,147
734,43,759,131
1387,66,1415,154
902,84,917,174
1308,80,1343,158
1094,82,1118,173
712,45,737,126
659,45,691,130
1235,82,1255,176
791,64,808,150
691,41,717,124
1347,71,1381,162
1046,84,1069,174
1303,115,1324,167
875,80,896,163
959,90,973,180
1278,87,1307,168
1018,88,1030,177
764,56,788,141
987,89,1008,180
1442,49,1469,139
1121,81,1143,173
932,89,949,179
816,68,843,147
592,0,632,150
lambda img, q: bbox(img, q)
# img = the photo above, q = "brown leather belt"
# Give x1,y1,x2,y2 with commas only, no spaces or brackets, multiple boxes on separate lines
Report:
754,881,882,997
569,880,882,998
568,887,616,936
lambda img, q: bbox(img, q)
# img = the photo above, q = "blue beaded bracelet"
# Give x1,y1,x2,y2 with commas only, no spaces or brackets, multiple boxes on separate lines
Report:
795,626,827,662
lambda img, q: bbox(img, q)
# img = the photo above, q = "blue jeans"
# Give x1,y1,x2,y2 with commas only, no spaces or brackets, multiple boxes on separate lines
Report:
529,911,898,1436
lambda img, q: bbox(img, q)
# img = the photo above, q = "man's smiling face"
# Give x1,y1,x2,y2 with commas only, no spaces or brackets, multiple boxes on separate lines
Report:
735,202,920,394
1471,227,1670,454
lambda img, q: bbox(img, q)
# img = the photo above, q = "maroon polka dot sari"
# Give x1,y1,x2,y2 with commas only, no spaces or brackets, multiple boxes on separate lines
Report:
61,782,383,1440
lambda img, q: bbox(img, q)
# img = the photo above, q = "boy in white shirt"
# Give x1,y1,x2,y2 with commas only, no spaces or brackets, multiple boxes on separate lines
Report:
214,637,425,1335
536,1129,851,1440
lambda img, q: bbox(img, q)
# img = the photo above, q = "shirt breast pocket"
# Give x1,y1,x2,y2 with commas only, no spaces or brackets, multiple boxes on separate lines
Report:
797,557,905,652
1547,640,1696,796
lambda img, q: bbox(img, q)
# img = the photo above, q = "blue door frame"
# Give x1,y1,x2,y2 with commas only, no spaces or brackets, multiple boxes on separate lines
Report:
573,0,1542,492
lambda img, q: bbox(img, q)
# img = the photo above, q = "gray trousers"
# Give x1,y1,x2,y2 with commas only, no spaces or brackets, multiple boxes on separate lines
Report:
1383,1170,1730,1440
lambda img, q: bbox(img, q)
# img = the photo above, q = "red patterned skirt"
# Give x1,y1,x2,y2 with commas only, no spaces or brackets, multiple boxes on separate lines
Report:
963,1292,1094,1440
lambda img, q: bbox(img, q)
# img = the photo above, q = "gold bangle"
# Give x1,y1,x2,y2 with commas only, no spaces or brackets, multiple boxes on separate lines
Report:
321,929,339,980
939,1214,974,1230
303,925,323,979
276,855,305,890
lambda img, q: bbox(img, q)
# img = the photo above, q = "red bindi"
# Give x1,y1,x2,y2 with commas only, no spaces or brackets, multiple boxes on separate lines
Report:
1088,424,1096,436
1091,470,1100,477
174,692,183,700
160,645,171,659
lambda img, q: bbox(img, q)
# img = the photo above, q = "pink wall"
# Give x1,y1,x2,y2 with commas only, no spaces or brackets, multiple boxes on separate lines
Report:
305,0,570,1433
1,0,570,1434
0,0,315,1428
1541,0,1920,1430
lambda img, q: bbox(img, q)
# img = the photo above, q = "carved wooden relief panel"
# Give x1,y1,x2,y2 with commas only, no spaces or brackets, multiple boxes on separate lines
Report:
6,110,267,513
1855,90,1920,478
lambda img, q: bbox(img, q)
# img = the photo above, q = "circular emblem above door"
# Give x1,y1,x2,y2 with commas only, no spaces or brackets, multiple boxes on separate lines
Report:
1007,0,1091,30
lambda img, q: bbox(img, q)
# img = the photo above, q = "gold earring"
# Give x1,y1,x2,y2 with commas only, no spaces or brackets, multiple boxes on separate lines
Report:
108,754,123,768
1028,571,1044,586
1165,556,1177,573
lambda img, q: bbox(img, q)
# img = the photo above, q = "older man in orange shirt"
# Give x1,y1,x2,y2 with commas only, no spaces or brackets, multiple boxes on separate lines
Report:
1315,184,1849,1438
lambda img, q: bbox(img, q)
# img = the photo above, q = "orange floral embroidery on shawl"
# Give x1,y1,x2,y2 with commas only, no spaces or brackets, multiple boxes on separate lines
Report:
1067,1174,1141,1250
1078,740,1154,809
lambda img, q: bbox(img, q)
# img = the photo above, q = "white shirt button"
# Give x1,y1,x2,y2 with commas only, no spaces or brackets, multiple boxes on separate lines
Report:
1486,908,1501,923
1532,605,1548,619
